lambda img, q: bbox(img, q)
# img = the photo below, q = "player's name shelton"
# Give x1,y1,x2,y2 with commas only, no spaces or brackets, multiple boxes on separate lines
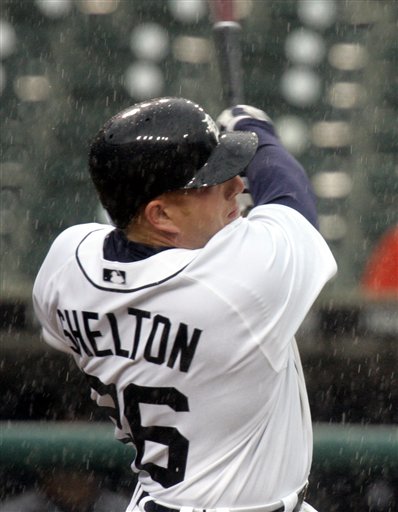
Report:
56,307,202,373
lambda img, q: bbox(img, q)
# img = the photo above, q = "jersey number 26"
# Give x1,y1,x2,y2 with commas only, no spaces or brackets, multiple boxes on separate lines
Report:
86,374,189,488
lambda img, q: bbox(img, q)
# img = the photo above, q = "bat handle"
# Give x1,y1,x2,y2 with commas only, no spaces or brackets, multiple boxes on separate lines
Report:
213,21,244,106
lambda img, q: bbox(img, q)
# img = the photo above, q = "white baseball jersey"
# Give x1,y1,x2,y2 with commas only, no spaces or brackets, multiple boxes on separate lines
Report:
33,204,336,508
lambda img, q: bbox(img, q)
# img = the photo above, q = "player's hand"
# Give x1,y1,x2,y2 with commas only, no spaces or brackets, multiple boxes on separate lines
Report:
216,105,272,132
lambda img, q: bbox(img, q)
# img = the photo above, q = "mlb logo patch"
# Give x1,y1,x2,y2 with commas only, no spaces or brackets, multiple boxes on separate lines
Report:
103,268,126,284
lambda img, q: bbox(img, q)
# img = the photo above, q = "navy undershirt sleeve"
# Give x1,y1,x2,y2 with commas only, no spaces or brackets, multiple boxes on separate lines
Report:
236,118,319,229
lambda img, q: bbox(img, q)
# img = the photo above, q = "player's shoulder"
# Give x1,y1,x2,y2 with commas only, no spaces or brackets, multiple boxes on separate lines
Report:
211,203,334,266
247,203,337,271
214,204,315,242
246,203,320,239
44,222,113,269
247,203,309,224
52,222,113,246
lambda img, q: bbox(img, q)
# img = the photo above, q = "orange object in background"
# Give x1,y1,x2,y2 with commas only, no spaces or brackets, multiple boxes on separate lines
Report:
361,225,398,298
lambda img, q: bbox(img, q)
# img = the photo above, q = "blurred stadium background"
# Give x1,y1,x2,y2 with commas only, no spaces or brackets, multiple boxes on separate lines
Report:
0,1,397,510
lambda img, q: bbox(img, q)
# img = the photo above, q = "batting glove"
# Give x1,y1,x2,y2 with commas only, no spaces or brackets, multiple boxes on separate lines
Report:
216,105,272,132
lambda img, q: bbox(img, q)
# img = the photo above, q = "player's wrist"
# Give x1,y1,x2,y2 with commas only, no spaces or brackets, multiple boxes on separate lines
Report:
233,117,274,133
216,105,272,132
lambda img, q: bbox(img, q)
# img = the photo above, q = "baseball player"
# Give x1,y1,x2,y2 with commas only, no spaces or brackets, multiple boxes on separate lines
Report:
33,98,337,512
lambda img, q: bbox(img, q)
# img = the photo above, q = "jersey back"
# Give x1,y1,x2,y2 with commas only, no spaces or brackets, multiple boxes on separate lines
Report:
33,204,337,507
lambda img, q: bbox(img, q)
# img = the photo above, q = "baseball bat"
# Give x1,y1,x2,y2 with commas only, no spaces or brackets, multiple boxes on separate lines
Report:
209,0,244,106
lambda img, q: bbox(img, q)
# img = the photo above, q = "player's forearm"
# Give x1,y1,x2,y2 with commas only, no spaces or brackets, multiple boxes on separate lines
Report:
236,118,319,229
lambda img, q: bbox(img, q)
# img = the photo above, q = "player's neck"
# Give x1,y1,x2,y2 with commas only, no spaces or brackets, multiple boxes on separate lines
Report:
124,209,203,250
124,222,177,249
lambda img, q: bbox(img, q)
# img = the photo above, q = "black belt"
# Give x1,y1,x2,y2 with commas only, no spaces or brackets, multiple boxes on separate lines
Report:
140,485,307,512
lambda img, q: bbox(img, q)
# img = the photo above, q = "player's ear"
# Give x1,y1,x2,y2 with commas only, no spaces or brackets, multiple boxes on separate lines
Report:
144,199,180,235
